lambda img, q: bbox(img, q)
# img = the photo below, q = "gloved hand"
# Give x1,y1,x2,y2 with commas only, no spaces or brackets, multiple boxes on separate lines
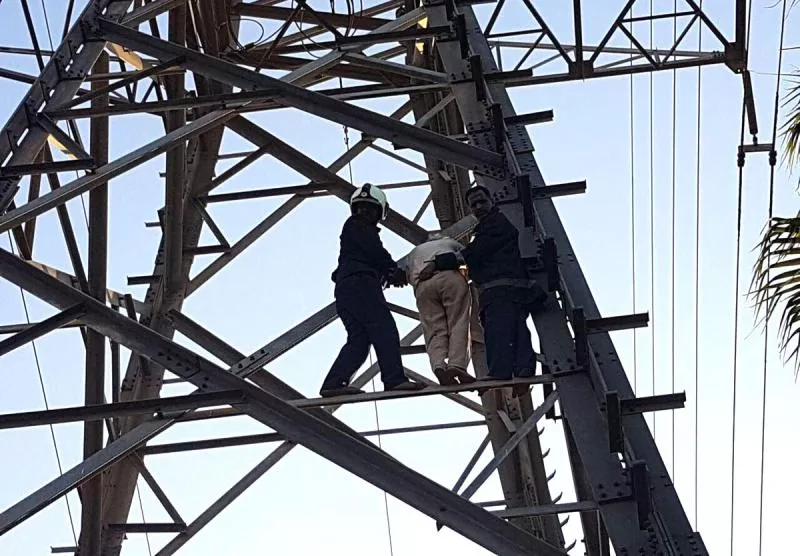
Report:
386,267,408,287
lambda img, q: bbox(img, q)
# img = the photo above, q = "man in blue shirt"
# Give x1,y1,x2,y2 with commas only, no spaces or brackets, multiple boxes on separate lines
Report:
459,186,546,393
320,183,426,397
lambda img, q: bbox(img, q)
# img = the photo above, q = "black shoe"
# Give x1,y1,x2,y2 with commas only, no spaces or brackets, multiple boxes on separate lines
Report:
448,366,476,385
320,386,364,398
386,380,426,392
434,367,458,386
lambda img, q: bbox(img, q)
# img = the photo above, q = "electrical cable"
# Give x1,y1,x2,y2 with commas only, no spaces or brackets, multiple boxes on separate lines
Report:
629,8,638,395
670,0,678,481
649,0,656,438
5,232,78,545
693,0,703,530
758,2,788,552
729,2,754,552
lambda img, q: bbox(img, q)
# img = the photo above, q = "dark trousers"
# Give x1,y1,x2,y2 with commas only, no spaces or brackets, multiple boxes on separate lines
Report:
322,274,406,389
479,299,537,380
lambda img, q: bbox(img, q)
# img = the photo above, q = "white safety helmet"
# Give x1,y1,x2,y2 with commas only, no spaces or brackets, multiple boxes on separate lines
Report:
350,182,389,220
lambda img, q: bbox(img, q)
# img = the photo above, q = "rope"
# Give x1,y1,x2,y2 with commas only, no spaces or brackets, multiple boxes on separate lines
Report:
347,111,391,553
758,2,788,552
136,483,153,556
692,0,703,529
368,350,395,556
5,232,78,544
729,2,753,552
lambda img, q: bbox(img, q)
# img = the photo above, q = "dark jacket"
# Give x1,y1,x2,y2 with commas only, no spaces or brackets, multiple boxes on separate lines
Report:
461,208,537,308
332,215,397,283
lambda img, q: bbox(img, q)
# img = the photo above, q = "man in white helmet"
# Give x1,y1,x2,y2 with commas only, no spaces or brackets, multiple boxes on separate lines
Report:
405,232,476,386
320,183,425,397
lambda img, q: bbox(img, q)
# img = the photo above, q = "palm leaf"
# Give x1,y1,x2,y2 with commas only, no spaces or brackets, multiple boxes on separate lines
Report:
750,213,800,378
782,72,800,171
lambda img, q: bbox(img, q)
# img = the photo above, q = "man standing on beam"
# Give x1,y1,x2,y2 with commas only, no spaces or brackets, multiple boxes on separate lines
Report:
405,231,477,386
457,185,546,397
320,183,426,397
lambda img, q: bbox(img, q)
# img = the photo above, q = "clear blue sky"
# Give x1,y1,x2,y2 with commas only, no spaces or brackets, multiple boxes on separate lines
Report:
0,1,798,555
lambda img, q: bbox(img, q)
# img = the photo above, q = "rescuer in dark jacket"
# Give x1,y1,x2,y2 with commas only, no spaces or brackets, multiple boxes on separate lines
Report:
320,183,425,397
457,185,545,388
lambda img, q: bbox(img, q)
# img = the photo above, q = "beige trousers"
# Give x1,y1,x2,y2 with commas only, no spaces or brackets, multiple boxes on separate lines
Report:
414,270,472,371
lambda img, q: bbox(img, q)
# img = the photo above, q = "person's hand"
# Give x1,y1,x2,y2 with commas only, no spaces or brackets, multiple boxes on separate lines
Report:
387,267,408,287
418,262,435,282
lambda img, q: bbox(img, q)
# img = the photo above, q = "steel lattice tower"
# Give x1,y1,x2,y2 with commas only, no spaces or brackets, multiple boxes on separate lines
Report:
0,1,749,555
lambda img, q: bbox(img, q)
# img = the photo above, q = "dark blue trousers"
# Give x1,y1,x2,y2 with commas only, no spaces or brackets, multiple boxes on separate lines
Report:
479,299,537,380
322,274,407,390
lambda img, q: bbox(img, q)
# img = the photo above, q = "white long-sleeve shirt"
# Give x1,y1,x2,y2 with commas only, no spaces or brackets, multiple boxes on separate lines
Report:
406,238,464,287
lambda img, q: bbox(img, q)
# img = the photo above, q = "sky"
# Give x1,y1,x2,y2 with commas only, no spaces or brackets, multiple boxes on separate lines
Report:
0,1,798,555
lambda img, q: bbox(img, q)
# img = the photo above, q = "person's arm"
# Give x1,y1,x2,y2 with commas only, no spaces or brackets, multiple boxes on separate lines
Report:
461,214,517,264
349,218,397,275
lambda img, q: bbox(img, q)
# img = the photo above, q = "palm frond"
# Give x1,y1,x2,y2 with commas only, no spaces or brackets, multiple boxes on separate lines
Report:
781,72,800,171
749,213,800,378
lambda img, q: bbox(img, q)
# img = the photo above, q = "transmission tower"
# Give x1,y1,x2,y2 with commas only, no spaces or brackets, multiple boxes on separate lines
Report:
0,0,750,555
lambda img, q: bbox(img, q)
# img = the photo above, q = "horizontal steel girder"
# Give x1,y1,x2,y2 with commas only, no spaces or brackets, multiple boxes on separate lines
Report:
0,248,565,556
91,18,505,174
0,110,237,233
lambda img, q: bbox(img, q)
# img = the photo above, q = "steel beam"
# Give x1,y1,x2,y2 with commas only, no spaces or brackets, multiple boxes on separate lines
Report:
163,5,187,306
92,18,505,174
225,117,430,245
0,110,236,233
0,391,246,429
235,3,392,30
0,0,136,211
0,250,565,556
143,420,486,455
428,3,706,553
0,304,86,357
80,51,110,555
459,392,558,501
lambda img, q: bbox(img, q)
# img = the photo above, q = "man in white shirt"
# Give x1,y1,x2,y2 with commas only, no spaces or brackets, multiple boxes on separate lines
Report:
406,232,476,386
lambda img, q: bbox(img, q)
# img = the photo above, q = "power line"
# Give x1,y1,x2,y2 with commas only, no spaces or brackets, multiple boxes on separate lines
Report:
649,0,656,437
629,7,638,395
693,0,704,530
729,2,754,553
670,0,678,481
5,232,78,545
758,2,788,552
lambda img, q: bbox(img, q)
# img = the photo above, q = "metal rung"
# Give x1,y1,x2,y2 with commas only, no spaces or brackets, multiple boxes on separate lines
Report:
504,110,554,126
184,245,230,256
586,312,649,333
621,392,686,415
531,181,586,199
485,68,533,81
127,274,162,285
106,523,187,534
